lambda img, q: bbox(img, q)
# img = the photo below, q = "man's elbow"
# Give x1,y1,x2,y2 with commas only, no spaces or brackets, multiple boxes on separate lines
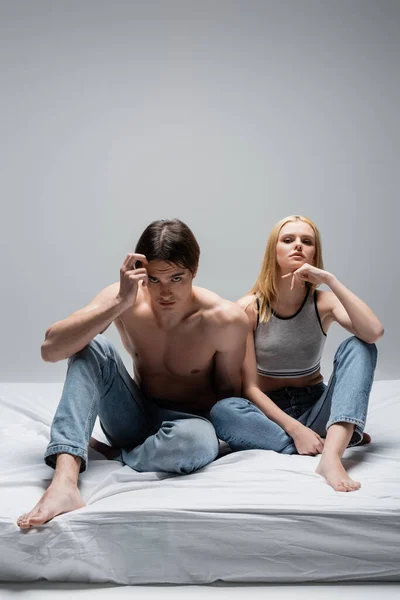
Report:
41,341,64,363
41,343,56,362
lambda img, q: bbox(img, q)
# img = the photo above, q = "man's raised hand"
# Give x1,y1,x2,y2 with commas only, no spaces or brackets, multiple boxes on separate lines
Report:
117,253,149,308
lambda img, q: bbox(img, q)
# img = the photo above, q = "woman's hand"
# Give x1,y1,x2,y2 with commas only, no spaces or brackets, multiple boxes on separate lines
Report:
290,422,325,455
282,263,331,290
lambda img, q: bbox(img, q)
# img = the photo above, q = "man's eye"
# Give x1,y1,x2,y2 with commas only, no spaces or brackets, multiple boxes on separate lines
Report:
172,277,182,282
149,278,159,283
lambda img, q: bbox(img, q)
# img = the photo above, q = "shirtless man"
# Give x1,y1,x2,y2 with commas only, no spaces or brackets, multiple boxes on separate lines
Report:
17,219,248,529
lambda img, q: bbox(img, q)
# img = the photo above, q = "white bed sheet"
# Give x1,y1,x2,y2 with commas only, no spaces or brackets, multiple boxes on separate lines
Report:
0,381,399,584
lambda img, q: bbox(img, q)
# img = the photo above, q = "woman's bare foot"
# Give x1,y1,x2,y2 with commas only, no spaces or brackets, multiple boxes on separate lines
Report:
316,454,361,492
17,482,85,529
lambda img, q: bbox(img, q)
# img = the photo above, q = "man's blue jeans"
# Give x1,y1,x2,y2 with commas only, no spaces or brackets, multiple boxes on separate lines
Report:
209,337,378,454
44,335,220,474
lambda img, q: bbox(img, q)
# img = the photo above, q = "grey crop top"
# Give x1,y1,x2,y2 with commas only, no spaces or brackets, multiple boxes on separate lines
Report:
254,288,327,379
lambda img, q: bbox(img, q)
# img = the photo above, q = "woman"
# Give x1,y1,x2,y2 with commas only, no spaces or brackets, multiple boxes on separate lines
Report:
209,215,384,492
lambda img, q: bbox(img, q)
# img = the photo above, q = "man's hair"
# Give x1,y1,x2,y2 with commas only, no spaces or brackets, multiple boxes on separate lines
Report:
135,219,200,275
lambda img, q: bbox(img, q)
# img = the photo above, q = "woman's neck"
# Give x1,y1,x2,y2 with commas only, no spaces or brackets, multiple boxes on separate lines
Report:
272,275,309,311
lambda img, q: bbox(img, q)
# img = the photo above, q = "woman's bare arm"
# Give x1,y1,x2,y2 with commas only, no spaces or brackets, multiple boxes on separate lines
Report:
237,297,301,436
324,274,384,343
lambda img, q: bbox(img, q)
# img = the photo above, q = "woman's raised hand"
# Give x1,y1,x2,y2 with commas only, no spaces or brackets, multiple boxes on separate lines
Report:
282,263,330,291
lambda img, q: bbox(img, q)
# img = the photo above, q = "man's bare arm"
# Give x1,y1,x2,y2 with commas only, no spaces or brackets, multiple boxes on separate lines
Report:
42,252,149,363
212,304,248,400
41,283,126,363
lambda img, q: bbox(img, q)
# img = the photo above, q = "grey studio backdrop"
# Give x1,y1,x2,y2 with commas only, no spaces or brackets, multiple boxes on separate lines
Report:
1,0,399,384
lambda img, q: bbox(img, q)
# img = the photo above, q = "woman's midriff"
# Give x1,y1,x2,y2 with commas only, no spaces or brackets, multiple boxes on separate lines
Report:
257,371,324,393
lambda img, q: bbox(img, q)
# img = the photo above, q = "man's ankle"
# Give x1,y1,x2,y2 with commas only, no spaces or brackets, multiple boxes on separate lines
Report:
53,453,82,485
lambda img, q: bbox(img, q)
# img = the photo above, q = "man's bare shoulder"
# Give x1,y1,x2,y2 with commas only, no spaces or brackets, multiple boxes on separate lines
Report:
236,293,257,329
193,288,248,353
194,287,248,328
237,293,257,311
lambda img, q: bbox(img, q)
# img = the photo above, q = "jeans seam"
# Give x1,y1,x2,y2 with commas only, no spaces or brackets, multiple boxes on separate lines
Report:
44,444,87,457
44,445,88,472
306,378,333,431
333,335,354,363
107,355,150,425
326,416,365,429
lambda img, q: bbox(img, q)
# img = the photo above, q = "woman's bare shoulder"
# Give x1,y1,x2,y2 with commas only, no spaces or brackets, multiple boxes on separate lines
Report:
315,288,335,310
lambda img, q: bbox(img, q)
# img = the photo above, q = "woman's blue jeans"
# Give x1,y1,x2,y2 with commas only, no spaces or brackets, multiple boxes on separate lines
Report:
209,337,378,454
44,335,219,474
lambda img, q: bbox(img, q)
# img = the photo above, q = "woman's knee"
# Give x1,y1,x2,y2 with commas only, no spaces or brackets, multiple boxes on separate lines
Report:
209,397,250,422
336,336,378,364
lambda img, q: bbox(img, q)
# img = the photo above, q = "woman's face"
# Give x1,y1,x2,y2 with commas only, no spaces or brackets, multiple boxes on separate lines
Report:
276,221,316,272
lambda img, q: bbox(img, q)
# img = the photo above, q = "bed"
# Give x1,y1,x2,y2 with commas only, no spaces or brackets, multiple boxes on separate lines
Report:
0,380,399,584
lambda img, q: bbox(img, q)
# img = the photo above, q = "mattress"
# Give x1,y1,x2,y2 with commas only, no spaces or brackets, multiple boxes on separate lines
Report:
0,380,399,584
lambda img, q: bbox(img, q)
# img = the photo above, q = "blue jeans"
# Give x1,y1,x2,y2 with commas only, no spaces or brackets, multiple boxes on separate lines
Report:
44,335,219,474
209,337,377,454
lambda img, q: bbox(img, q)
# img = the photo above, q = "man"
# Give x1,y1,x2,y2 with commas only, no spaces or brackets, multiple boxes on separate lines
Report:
17,219,248,529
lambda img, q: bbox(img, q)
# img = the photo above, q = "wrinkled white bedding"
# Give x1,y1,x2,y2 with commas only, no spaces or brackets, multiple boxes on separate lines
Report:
0,381,399,584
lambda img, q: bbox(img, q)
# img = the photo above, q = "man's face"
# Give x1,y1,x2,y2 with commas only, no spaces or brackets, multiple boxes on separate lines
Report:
145,260,196,309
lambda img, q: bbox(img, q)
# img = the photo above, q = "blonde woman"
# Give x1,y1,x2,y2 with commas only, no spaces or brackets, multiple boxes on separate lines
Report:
209,215,384,492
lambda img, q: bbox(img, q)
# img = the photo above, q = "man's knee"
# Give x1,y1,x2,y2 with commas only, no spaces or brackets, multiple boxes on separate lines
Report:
179,419,219,453
172,419,219,466
68,334,116,364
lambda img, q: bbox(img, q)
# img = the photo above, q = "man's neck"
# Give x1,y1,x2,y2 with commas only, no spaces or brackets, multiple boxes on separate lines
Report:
151,292,198,331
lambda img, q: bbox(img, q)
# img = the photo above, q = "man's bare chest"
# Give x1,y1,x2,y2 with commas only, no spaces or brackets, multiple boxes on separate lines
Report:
115,314,215,377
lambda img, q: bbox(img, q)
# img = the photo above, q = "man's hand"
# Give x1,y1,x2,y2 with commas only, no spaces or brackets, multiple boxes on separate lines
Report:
117,253,149,308
282,263,332,291
290,422,325,455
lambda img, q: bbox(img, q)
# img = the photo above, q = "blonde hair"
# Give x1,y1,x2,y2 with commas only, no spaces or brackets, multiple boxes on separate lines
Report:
250,215,324,323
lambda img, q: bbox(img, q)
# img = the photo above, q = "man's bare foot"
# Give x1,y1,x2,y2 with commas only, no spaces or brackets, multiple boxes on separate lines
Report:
17,482,85,529
316,454,361,492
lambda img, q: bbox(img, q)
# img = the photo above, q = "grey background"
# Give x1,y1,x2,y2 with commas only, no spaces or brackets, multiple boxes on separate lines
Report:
1,0,398,382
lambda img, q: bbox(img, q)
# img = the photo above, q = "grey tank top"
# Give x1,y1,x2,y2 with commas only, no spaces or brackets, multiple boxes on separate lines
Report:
254,288,327,379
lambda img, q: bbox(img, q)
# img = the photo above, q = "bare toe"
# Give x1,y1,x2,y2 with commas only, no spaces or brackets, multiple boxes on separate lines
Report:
17,484,85,529
336,482,347,492
316,455,361,493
